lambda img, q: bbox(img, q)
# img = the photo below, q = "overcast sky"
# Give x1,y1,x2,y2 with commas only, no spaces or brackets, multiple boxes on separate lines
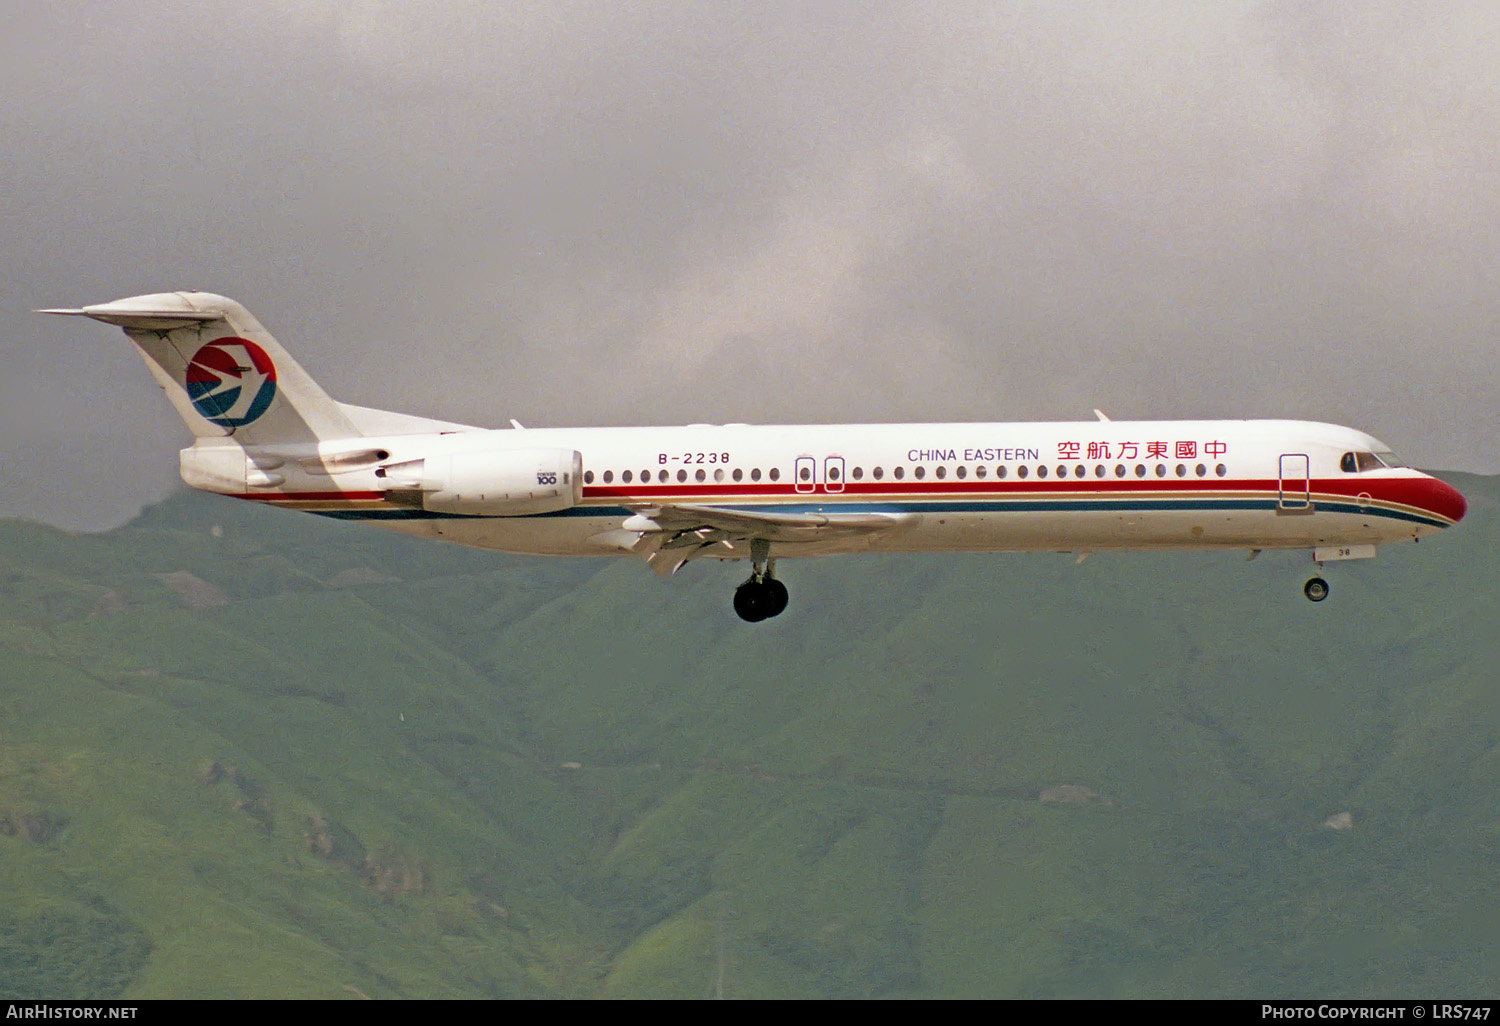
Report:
4,1,1497,530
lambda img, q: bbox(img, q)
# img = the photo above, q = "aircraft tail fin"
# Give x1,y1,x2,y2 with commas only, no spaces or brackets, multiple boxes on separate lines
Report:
42,292,360,445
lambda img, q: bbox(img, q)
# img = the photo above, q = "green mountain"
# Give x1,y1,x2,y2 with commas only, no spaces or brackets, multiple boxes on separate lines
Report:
1,474,1495,998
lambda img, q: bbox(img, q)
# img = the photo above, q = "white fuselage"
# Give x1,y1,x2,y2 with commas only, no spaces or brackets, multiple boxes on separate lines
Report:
219,417,1466,561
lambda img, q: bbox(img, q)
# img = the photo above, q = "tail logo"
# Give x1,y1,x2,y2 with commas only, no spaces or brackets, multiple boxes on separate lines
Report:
186,338,278,428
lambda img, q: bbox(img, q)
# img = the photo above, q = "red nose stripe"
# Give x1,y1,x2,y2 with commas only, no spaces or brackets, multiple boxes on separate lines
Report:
1369,476,1468,524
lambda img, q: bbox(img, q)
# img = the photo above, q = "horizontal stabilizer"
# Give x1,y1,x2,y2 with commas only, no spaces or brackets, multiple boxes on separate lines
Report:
39,295,225,330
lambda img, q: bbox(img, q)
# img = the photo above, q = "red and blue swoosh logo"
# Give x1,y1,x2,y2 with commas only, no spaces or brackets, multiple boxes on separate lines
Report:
186,338,277,428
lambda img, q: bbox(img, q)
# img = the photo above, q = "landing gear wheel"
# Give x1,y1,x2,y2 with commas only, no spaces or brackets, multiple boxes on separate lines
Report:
1304,576,1330,602
733,577,790,622
764,578,789,618
733,540,789,622
733,581,769,622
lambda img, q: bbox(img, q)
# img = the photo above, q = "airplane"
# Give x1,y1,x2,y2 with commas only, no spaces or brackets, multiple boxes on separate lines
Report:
43,292,1467,621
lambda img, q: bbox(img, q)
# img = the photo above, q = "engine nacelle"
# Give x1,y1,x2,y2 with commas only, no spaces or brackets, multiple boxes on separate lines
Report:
391,447,582,516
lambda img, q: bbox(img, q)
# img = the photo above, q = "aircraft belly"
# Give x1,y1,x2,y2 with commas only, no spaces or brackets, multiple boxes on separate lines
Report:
859,505,1401,554
361,501,1422,559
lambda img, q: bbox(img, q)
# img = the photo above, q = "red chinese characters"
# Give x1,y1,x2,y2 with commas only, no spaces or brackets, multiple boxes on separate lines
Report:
1070,439,1228,463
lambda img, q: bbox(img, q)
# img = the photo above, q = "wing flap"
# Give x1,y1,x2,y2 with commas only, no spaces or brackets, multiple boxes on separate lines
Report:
620,503,916,575
627,503,913,540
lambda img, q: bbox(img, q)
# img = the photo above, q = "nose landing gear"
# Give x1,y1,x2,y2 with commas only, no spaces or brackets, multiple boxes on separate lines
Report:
733,539,789,622
1304,576,1329,602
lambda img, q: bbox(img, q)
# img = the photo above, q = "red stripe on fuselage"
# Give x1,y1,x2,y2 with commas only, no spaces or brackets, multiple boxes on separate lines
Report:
583,474,1465,523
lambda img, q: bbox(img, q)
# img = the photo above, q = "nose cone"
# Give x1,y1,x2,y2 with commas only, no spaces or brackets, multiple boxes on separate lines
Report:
1417,475,1467,525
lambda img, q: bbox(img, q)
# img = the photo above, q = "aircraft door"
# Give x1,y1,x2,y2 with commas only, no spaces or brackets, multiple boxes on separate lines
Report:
794,455,816,494
823,456,845,493
1278,453,1311,512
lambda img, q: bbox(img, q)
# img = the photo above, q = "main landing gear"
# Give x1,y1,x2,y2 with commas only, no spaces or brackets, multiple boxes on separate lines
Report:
734,539,789,622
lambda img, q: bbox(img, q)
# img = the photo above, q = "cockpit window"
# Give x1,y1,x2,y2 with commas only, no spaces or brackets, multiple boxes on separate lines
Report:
1342,450,1403,473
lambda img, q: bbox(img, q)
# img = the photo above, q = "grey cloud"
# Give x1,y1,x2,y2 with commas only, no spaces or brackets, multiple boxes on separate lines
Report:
4,1,1498,529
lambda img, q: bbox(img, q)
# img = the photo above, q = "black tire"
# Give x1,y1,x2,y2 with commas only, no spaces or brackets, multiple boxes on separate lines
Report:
1304,577,1330,602
734,582,767,622
763,578,789,618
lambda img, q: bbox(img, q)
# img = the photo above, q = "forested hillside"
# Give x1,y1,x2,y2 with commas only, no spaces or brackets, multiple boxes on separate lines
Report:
1,474,1494,997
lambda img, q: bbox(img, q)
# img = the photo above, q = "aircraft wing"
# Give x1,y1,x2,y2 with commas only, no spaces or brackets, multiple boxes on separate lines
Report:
617,503,916,576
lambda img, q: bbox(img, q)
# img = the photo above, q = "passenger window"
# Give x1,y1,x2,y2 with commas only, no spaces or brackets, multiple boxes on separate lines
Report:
937,466,949,480
914,466,926,480
1155,465,1167,478
751,468,761,481
975,465,986,479
1175,464,1187,477
799,465,812,481
603,470,613,483
996,465,1007,479
659,469,669,483
1115,464,1126,478
852,467,863,480
1074,465,1086,479
769,468,781,481
714,468,724,482
584,470,595,484
894,466,905,480
1135,465,1147,478
873,466,884,480
677,469,688,482
1017,465,1029,479
1095,465,1106,478
1215,464,1227,477
622,470,632,483
1038,466,1049,479
696,469,706,482
733,468,743,482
